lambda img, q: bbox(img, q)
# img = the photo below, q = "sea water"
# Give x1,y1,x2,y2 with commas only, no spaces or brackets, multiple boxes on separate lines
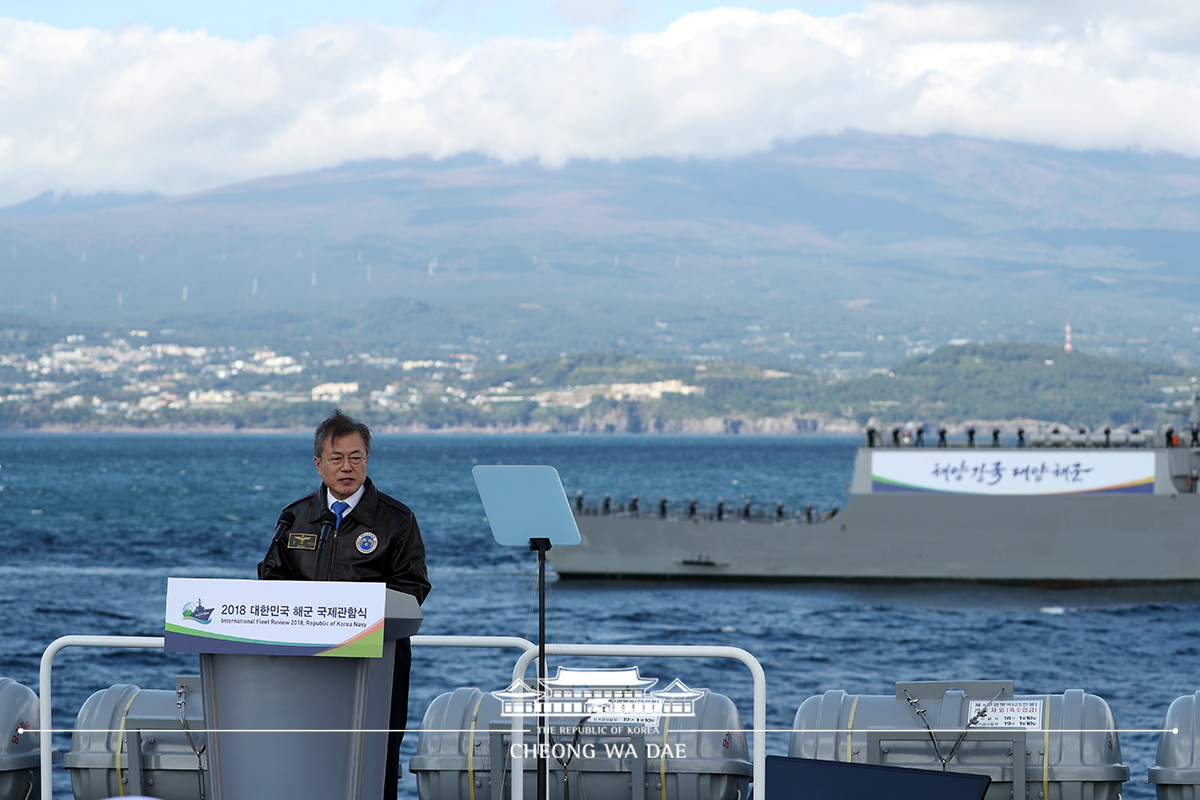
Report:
1,432,1197,800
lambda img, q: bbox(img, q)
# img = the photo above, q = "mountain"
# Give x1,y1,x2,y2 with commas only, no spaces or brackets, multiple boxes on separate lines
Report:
0,191,163,216
1,133,1198,370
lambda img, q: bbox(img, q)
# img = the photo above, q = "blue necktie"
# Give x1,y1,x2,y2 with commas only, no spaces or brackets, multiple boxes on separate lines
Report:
332,501,350,529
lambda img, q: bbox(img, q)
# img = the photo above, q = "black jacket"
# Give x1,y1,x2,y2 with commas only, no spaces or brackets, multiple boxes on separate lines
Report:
257,477,431,604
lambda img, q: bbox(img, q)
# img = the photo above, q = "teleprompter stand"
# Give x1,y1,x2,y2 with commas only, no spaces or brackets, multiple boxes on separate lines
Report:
473,465,581,800
530,535,551,800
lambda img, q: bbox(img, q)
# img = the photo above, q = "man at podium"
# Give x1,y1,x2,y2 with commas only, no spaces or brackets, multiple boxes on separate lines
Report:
258,409,431,800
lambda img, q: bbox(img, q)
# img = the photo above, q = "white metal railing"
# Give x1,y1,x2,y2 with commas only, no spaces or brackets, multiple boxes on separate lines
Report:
37,634,536,800
37,635,765,800
39,635,167,800
413,635,537,653
509,644,767,800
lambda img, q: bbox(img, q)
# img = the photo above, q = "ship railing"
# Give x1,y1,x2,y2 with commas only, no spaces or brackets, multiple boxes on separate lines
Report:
867,433,1165,448
575,504,828,523
37,636,768,800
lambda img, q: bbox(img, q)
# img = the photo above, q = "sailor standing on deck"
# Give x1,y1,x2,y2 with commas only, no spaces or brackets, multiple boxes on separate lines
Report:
258,410,431,800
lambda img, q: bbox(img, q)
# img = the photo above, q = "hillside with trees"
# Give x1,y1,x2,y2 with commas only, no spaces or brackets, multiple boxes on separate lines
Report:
827,342,1189,428
441,343,1192,433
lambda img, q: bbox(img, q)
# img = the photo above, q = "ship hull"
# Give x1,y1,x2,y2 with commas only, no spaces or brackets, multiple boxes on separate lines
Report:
547,447,1200,582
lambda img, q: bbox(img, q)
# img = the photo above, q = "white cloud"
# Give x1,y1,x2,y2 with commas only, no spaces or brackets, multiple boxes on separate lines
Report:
1,1,1200,205
552,0,635,27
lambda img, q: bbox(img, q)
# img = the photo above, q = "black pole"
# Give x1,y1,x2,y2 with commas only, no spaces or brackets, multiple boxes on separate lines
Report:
530,537,552,800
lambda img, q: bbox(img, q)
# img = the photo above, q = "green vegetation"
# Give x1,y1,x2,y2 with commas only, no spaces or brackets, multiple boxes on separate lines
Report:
828,342,1189,426
471,351,693,389
462,343,1192,430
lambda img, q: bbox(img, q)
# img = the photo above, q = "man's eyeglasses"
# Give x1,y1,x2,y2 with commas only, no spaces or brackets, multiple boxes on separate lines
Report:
322,455,367,468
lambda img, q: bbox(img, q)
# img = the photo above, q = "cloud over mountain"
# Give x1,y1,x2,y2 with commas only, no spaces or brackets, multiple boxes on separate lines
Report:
2,1,1199,205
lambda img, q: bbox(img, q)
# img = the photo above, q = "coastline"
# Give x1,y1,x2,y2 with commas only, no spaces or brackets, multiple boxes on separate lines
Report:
0,414,1080,436
0,413,864,435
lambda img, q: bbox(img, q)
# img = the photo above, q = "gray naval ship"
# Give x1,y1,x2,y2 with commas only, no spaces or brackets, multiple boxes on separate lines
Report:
548,401,1200,583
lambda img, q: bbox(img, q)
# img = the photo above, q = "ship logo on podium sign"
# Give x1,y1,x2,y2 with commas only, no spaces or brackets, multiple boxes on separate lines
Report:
181,598,214,625
493,667,702,721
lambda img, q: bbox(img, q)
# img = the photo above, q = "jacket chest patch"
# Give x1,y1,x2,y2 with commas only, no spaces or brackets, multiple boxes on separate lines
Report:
355,532,379,554
287,532,317,550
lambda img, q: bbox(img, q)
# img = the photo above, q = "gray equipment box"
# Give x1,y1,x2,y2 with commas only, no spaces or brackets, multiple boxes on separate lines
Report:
1149,690,1200,799
63,676,207,800
790,680,1128,800
411,686,751,800
0,677,57,800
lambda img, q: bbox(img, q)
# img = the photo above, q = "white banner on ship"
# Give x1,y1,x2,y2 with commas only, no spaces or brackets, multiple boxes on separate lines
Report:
871,450,1156,495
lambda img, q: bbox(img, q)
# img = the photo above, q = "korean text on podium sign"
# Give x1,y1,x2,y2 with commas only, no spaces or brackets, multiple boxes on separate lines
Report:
165,577,387,657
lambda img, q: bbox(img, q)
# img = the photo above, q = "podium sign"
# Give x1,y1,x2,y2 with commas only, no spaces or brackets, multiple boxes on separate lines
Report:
165,577,386,657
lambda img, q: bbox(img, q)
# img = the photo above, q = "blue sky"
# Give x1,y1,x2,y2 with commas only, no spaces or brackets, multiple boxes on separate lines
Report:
1,0,864,40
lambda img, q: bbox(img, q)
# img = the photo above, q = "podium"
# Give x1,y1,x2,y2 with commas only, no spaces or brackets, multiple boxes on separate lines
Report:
165,579,422,800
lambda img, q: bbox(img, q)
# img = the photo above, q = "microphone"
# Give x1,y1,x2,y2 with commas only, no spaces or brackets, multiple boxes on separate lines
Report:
318,510,337,552
317,509,338,581
271,511,296,544
258,511,298,580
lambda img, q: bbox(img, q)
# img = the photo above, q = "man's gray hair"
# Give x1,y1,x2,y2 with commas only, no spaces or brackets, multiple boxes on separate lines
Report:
314,409,372,458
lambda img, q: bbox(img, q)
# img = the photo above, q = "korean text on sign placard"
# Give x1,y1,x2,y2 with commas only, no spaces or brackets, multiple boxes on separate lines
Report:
165,577,386,657
967,699,1044,730
871,450,1154,495
930,460,1094,486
